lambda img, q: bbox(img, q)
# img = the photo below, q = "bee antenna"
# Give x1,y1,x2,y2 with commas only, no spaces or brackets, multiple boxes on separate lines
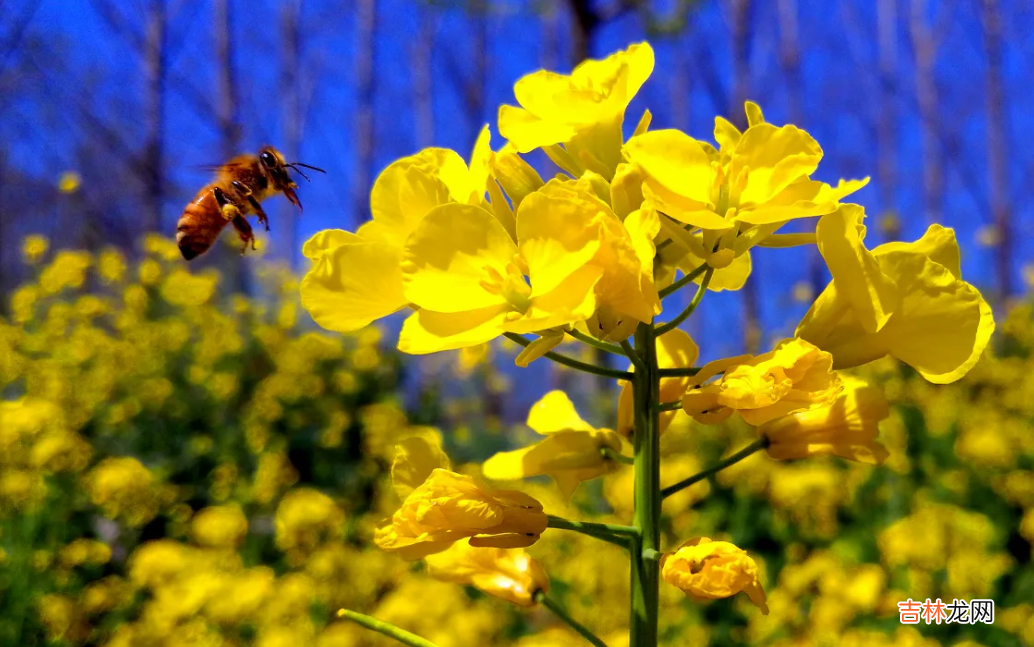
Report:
287,164,312,182
290,162,327,174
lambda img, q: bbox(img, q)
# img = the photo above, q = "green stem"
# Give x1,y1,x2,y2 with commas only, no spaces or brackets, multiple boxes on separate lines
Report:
504,333,632,380
601,446,635,465
658,262,707,299
547,515,638,548
655,400,682,412
630,322,660,646
655,267,713,336
657,367,700,378
567,328,626,355
536,592,610,647
620,339,646,374
660,437,769,500
337,609,441,647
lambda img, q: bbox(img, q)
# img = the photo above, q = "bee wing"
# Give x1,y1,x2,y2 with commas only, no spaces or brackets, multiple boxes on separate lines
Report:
190,163,244,175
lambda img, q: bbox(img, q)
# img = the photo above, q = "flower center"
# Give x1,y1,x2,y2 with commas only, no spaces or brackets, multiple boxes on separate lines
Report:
479,256,532,313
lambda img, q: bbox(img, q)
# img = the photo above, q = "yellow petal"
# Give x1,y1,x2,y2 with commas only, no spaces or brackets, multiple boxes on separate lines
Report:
392,435,451,499
301,229,360,261
816,204,899,333
498,104,578,154
642,182,734,231
744,101,765,127
300,240,406,333
731,124,822,206
527,391,595,434
398,305,511,354
369,163,452,247
517,190,604,298
493,147,545,211
624,130,714,204
611,163,645,220
874,223,961,279
714,116,742,152
506,265,602,334
514,330,565,367
403,203,515,313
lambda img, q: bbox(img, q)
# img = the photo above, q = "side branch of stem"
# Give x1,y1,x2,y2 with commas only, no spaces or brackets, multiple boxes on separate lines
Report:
655,267,714,336
504,333,632,380
536,592,610,647
337,609,441,647
567,328,626,355
660,437,770,500
547,515,638,548
658,262,707,299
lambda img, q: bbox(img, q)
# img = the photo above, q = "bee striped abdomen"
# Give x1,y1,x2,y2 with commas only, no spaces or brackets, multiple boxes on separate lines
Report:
176,189,229,260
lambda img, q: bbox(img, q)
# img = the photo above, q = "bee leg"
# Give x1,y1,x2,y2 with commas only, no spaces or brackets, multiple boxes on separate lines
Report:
231,180,270,232
214,186,242,221
231,215,256,255
249,196,270,232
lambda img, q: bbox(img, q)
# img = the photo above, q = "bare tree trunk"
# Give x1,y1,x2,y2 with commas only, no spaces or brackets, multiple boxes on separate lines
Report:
731,0,761,354
567,0,596,66
466,0,487,127
143,0,167,235
981,0,1011,301
353,0,377,227
214,0,248,292
281,0,302,266
877,0,899,240
412,3,435,148
778,0,824,300
910,0,943,225
540,1,559,72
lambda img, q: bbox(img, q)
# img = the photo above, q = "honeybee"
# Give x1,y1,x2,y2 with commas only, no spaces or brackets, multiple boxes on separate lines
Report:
176,146,325,260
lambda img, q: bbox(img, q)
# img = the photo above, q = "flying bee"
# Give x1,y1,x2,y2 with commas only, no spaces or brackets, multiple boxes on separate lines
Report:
176,146,325,260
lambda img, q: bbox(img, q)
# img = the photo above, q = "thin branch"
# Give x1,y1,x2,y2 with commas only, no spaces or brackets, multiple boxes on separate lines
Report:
655,400,682,412
567,328,625,355
536,592,610,647
504,333,632,380
546,514,639,548
660,437,769,500
658,262,707,299
619,339,646,374
337,609,441,647
601,446,635,465
655,267,713,336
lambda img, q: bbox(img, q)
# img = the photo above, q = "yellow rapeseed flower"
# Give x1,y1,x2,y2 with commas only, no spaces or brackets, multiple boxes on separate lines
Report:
759,376,891,464
661,537,768,614
499,42,654,179
274,488,345,557
425,542,549,606
84,456,163,526
22,234,49,263
191,504,249,548
682,338,840,426
482,390,627,500
376,439,547,559
801,217,994,383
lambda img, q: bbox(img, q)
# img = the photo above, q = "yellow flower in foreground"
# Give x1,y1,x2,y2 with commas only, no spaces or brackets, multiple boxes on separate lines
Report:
375,468,548,560
425,542,549,606
801,219,994,384
760,377,891,464
662,537,768,614
682,338,841,426
301,129,496,334
616,328,699,438
483,391,627,499
624,101,866,232
377,437,547,560
499,42,654,178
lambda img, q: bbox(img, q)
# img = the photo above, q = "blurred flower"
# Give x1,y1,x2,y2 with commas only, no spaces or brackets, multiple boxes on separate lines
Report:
425,542,549,606
661,537,768,614
58,171,82,194
483,391,626,499
22,234,49,264
192,504,248,548
683,338,840,426
275,488,345,560
499,42,654,178
85,457,163,526
40,251,91,294
760,376,890,464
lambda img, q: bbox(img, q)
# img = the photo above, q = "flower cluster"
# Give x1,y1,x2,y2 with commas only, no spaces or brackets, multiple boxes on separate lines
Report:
297,40,996,645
